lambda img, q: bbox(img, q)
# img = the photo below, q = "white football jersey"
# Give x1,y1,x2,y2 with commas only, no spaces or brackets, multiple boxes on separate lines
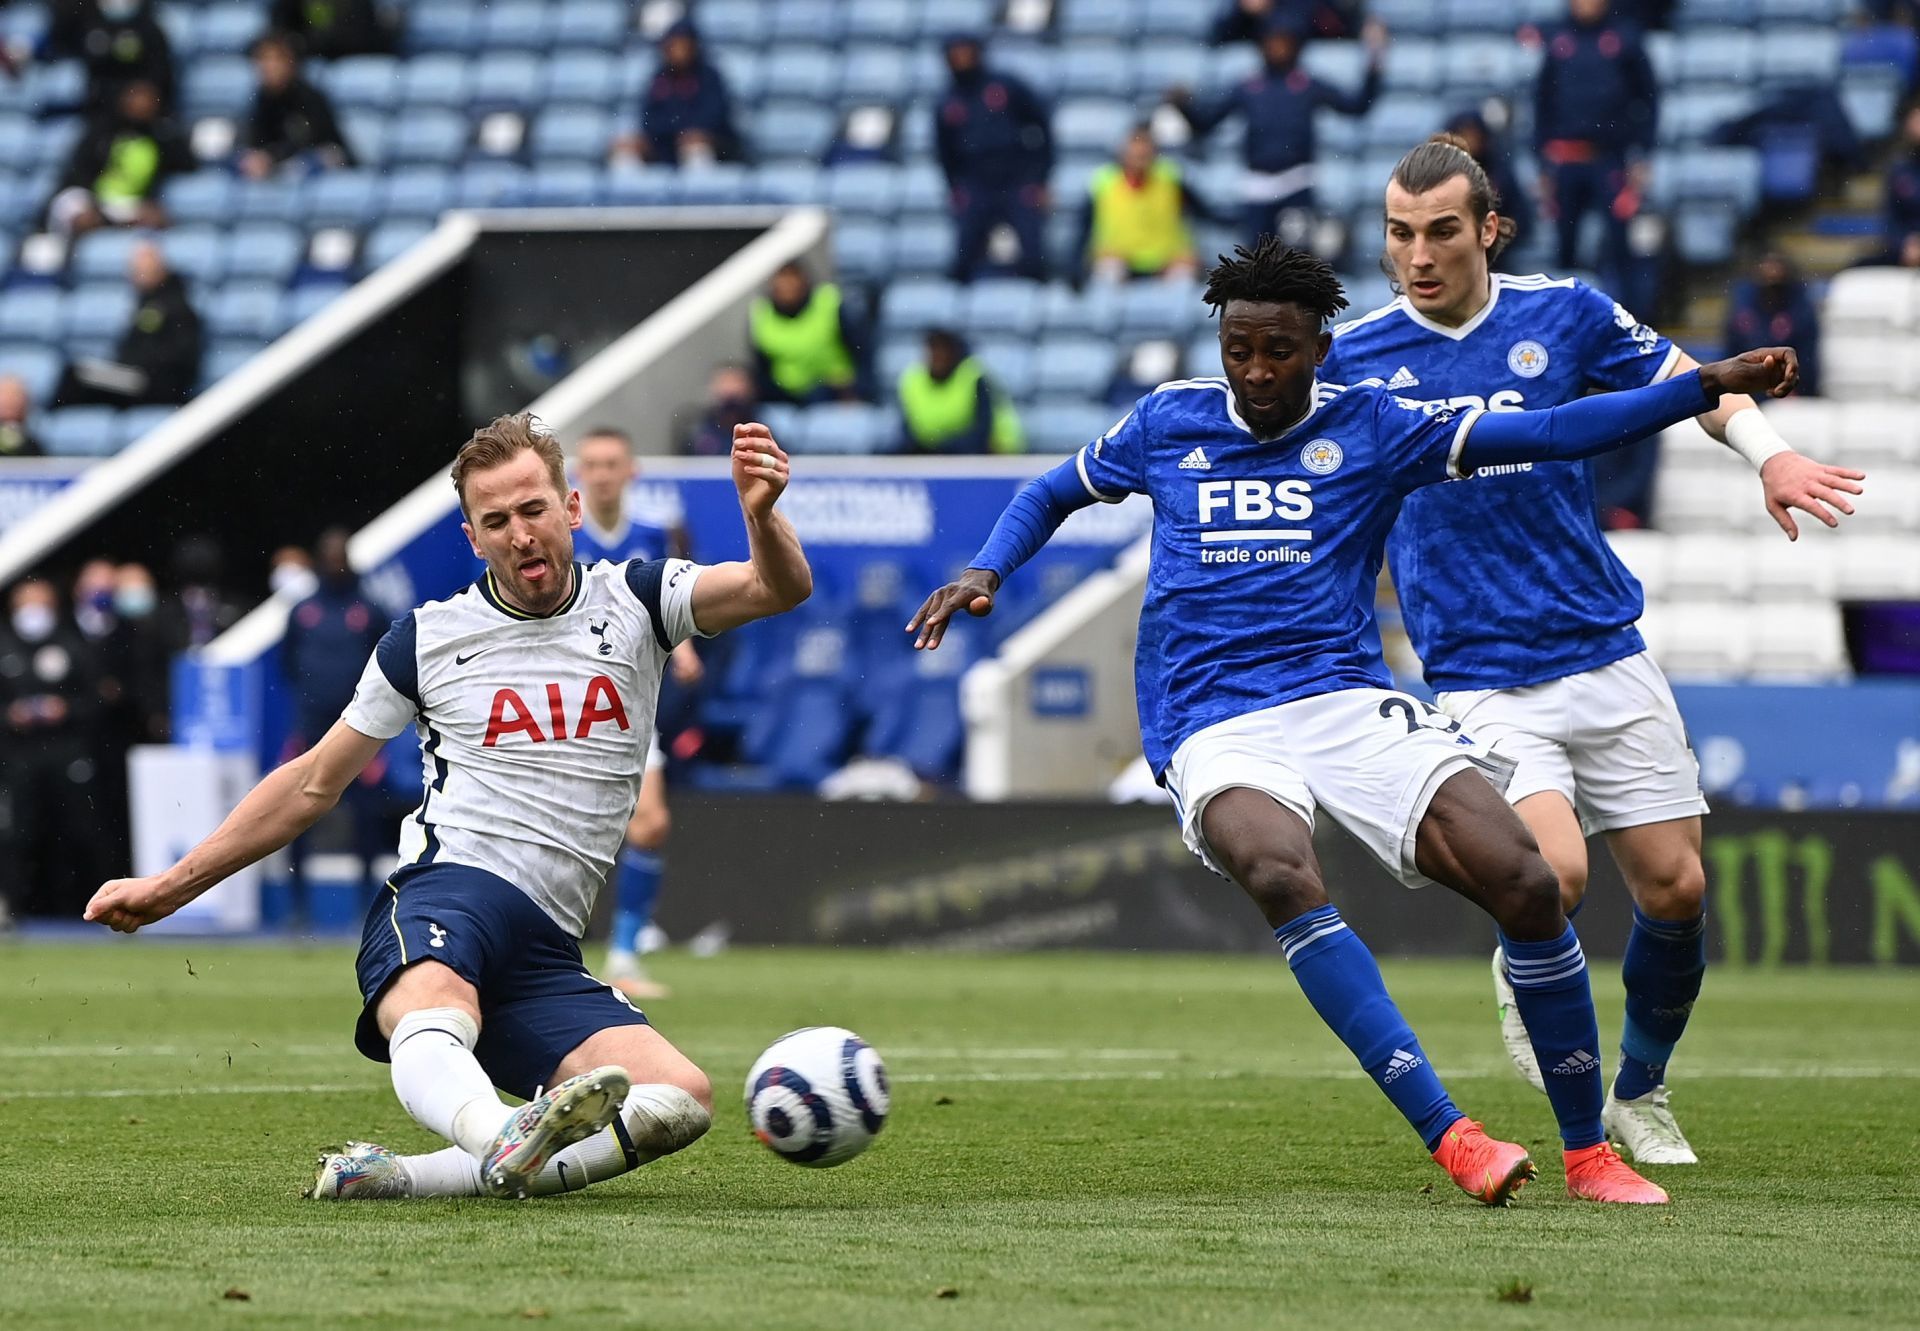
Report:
342,557,710,936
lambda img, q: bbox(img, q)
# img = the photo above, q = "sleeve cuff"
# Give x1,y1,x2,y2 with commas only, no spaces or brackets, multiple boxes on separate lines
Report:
1444,407,1488,480
1076,446,1118,503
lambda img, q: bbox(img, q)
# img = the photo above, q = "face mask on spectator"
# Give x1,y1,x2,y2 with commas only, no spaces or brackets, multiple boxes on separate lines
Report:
12,605,56,642
272,564,319,602
115,585,156,618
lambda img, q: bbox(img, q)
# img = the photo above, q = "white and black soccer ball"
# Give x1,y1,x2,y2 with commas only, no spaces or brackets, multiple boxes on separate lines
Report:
744,1026,890,1168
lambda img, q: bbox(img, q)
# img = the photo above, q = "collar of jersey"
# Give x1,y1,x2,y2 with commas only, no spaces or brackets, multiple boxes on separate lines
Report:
1395,274,1502,342
479,563,585,620
581,509,629,548
1227,379,1322,442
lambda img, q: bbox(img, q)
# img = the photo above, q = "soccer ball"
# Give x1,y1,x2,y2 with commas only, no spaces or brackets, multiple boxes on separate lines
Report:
744,1026,890,1168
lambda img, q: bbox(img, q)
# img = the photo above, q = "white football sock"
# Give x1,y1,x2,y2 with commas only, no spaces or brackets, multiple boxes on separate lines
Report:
387,1007,511,1158
397,1084,711,1198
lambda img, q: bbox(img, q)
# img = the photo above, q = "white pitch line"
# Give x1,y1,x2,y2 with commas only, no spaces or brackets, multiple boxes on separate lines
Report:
0,1044,1183,1061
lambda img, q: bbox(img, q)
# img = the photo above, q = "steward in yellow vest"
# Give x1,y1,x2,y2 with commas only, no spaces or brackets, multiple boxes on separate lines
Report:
896,329,1023,455
750,262,867,404
1081,127,1203,281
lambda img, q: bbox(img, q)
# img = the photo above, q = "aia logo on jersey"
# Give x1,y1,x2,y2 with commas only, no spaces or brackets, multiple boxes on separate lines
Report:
483,676,630,747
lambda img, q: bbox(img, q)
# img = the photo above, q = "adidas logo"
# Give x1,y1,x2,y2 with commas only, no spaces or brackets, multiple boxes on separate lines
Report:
1177,446,1211,470
1384,365,1421,390
1382,1047,1425,1084
1550,1048,1601,1076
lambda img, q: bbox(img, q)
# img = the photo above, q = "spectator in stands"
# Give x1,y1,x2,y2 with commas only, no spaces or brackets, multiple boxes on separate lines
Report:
158,533,244,653
823,106,899,167
615,20,739,167
936,32,1054,283
0,375,44,457
70,557,137,869
1442,109,1534,252
44,76,192,236
269,0,397,59
1531,0,1659,277
283,526,385,750
1210,0,1362,44
54,241,204,407
239,31,355,179
749,261,872,406
895,328,1023,455
1887,104,1920,245
682,364,761,457
269,544,319,603
111,560,168,742
43,0,177,115
1171,15,1387,249
1725,253,1822,397
1077,125,1209,284
0,577,107,916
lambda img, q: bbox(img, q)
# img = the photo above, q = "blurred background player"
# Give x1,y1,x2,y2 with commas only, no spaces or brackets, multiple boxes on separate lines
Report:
1322,138,1864,1164
912,240,1800,1206
573,425,700,1000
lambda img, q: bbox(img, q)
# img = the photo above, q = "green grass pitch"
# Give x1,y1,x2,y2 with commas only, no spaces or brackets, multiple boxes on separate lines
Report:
2,943,1915,1329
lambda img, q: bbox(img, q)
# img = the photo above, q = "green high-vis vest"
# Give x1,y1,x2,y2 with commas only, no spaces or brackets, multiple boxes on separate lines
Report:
898,357,1024,454
750,285,858,399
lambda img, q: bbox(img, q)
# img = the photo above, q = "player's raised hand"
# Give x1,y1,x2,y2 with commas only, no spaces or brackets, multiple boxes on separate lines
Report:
731,422,790,518
1700,347,1799,401
907,568,1000,650
1759,451,1866,541
84,875,184,934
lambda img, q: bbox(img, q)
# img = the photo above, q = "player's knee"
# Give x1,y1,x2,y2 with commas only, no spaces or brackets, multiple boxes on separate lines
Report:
1555,861,1589,916
627,806,669,849
1230,845,1327,926
1492,856,1565,940
1634,858,1706,920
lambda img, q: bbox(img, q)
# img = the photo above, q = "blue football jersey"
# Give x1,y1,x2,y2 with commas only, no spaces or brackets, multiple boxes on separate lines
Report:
1321,274,1682,693
1078,376,1479,774
575,505,672,566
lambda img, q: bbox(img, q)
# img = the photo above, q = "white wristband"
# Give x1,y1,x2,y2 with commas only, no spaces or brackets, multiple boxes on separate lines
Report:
1723,408,1792,474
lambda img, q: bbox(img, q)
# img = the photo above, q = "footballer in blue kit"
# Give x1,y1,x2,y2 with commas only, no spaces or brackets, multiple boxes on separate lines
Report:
573,425,703,1002
911,238,1802,1206
1323,138,1863,1165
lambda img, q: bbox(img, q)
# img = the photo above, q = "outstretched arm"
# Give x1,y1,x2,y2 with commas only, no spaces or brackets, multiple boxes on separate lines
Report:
908,456,1097,650
689,423,812,635
1456,350,1798,477
1668,349,1864,540
84,720,387,932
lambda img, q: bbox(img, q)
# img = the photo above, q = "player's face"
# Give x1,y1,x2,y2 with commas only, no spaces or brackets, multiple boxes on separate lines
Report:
1217,301,1329,436
574,437,635,514
1384,178,1498,326
460,450,582,614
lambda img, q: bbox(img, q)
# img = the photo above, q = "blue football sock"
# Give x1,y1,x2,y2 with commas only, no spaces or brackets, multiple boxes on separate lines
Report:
609,848,664,956
1614,905,1706,1101
1499,925,1605,1150
1276,905,1461,1152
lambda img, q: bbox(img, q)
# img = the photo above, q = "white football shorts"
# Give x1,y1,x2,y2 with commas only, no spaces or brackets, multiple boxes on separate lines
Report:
1164,688,1517,891
1435,651,1709,837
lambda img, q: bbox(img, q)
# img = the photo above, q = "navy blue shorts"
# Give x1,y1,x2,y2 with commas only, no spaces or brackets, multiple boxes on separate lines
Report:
353,862,648,1100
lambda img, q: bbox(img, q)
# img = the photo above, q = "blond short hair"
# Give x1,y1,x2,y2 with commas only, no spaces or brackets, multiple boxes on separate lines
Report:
450,412,568,512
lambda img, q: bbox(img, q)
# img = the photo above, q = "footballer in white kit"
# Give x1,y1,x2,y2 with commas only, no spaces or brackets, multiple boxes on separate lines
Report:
86,413,812,1201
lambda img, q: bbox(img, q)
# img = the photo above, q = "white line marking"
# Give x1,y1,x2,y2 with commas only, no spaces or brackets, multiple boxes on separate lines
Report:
1198,529,1311,543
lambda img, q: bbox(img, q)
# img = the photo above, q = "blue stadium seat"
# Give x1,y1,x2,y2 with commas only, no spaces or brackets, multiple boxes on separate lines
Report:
1058,0,1138,39
769,0,844,45
208,283,287,341
1674,0,1759,27
32,117,80,173
962,278,1043,338
1033,337,1116,399
365,221,435,267
1025,399,1119,453
405,0,477,52
751,161,825,205
864,670,965,779
1442,0,1513,32
794,402,890,455
1675,204,1737,264
1055,99,1134,156
1662,89,1757,143
897,162,946,217
880,278,960,333
116,404,174,450
181,57,255,117
1133,40,1207,96
338,111,389,168
454,161,529,207
1060,44,1132,99
0,343,63,401
532,107,612,162
910,0,990,37
1756,0,1844,20
1365,95,1440,150
1381,39,1443,94
1040,281,1121,335
23,59,84,112
751,677,855,788
159,226,226,286
1316,156,1365,214
1118,281,1202,337
326,56,402,113
0,3,46,47
710,49,763,108
846,0,912,42
1444,37,1521,97
479,2,553,51
543,49,620,107
756,403,803,445
831,218,894,284
972,339,1037,401
304,169,381,225
196,3,265,55
839,45,911,104
402,54,472,107
553,0,626,48
163,171,237,225
201,340,263,387
875,336,918,387
63,283,134,341
468,52,543,108
889,217,954,277
1365,0,1444,37
993,44,1058,96
620,50,656,100
380,167,454,220
825,162,901,218
1758,29,1842,87
287,283,348,325
0,115,30,167
233,178,305,222
40,406,119,458
764,46,839,103
69,228,141,284
526,162,601,206
601,164,677,206
698,0,767,48
751,101,834,162
1139,0,1210,37
1676,31,1758,86
227,224,304,284
390,110,470,164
